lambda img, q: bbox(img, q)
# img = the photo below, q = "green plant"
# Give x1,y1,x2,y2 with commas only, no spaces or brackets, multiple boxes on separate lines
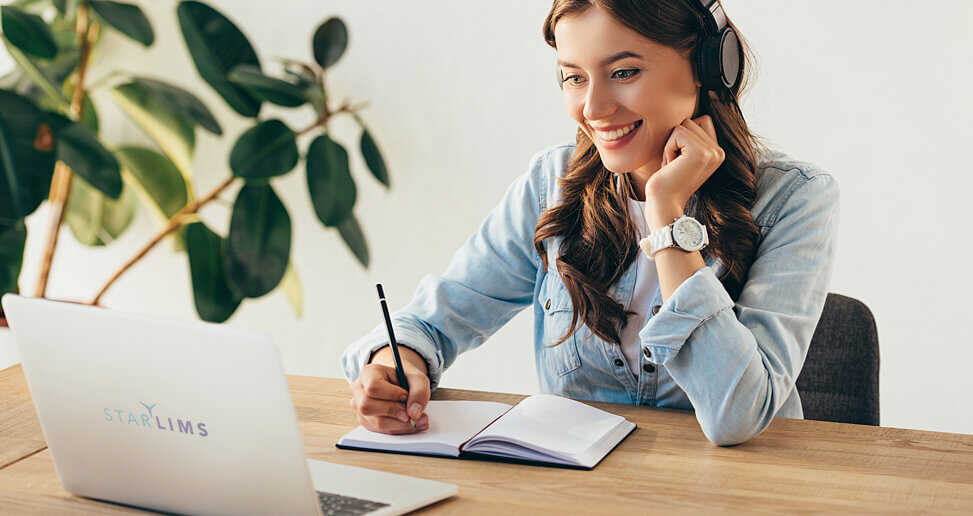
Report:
0,0,390,324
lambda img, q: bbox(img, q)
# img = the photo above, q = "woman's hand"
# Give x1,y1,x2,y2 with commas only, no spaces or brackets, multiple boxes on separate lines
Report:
349,345,430,434
644,115,726,226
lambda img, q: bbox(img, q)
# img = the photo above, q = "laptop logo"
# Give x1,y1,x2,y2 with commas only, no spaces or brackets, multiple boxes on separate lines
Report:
103,401,209,437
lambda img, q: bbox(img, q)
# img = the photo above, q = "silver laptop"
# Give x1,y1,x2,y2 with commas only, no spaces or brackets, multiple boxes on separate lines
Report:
1,294,457,516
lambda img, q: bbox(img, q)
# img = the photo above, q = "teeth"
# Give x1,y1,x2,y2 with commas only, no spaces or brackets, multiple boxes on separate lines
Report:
595,121,640,141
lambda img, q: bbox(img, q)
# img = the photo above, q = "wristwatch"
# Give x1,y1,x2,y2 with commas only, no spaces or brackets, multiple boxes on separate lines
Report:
638,215,709,260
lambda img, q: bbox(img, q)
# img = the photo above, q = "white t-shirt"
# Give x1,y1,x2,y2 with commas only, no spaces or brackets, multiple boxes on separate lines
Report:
619,197,659,377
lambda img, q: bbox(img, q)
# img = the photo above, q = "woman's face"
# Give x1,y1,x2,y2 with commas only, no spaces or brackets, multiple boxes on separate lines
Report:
554,6,701,177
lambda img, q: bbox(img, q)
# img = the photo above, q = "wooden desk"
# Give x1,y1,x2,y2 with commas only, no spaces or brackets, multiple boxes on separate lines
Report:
1,363,972,514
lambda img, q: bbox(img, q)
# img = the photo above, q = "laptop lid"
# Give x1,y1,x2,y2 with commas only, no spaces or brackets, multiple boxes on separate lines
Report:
2,294,323,516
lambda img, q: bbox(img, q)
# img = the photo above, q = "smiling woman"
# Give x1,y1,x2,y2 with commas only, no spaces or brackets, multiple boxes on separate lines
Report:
538,0,764,349
342,0,840,447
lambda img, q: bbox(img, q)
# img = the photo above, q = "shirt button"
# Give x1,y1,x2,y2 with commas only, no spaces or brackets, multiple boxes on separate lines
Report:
651,304,661,314
642,346,651,359
613,358,624,367
545,298,551,310
643,363,656,373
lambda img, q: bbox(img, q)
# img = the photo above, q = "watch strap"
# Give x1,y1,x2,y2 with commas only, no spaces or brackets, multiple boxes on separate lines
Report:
641,215,709,260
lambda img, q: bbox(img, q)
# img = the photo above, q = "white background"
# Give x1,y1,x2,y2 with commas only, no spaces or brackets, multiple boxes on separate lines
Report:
1,1,971,435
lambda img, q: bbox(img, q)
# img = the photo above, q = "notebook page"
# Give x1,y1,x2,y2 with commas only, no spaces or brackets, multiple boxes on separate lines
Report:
576,418,637,467
338,400,512,456
466,394,625,460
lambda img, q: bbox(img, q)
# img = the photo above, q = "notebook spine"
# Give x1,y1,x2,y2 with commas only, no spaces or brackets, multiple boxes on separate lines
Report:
457,404,517,452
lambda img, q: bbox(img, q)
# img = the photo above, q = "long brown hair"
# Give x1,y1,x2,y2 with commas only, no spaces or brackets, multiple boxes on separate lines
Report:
534,0,768,347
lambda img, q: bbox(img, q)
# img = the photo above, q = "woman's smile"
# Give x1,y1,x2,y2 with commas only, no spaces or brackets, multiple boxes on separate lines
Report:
592,119,643,149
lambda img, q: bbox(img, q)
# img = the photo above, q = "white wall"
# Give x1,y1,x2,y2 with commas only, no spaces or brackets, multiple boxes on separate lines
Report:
3,1,971,435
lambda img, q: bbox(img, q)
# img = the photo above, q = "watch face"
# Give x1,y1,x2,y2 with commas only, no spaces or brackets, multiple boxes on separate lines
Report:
673,219,705,250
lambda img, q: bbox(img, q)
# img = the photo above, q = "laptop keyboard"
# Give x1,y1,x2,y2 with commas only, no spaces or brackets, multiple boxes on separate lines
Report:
316,490,391,515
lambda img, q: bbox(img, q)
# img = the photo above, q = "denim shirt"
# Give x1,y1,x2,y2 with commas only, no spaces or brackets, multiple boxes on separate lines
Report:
341,142,840,446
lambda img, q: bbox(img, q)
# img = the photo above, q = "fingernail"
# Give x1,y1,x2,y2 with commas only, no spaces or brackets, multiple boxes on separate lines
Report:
396,410,409,422
409,403,421,418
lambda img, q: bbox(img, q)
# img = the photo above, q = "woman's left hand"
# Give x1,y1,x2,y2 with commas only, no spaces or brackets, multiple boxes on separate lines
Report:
644,115,726,221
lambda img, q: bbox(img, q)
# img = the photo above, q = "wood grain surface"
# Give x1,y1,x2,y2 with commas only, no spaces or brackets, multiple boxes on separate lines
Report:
1,365,971,514
0,365,45,469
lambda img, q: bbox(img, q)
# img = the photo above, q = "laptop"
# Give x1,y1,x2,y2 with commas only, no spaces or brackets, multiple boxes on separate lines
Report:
1,294,458,516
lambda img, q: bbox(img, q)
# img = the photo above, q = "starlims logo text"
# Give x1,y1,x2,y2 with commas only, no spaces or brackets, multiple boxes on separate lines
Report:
103,401,209,437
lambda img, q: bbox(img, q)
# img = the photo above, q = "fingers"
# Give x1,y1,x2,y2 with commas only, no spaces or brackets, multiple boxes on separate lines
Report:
359,364,410,401
357,395,411,422
691,115,719,143
662,125,682,166
358,412,430,435
348,362,433,435
405,372,431,421
680,115,725,165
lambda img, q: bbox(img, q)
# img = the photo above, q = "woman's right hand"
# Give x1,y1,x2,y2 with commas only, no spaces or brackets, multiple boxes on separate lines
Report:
349,345,431,434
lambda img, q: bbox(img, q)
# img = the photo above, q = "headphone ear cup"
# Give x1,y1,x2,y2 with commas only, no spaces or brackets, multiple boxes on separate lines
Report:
696,34,724,91
697,28,742,92
718,28,742,90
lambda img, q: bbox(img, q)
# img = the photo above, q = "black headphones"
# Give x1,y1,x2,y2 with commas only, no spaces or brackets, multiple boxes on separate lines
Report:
692,0,741,92
555,0,742,93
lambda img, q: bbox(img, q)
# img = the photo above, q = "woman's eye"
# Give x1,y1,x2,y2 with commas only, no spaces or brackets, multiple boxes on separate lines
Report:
613,69,639,80
561,69,638,86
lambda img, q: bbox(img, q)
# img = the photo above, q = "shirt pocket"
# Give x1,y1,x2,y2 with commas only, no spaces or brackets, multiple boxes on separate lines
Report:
537,272,583,376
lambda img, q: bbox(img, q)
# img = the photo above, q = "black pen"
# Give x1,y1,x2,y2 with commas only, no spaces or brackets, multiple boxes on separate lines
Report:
376,283,415,428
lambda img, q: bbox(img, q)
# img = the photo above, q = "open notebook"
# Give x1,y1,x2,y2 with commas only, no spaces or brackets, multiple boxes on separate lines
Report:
336,394,636,470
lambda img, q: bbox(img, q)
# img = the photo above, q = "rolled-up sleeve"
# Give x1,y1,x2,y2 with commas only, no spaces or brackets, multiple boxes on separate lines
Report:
638,173,840,446
340,148,552,391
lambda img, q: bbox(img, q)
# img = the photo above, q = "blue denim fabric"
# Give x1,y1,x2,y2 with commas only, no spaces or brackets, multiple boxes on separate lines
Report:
341,142,840,445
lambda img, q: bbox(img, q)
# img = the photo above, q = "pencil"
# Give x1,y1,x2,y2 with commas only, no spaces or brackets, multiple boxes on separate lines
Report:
376,283,416,429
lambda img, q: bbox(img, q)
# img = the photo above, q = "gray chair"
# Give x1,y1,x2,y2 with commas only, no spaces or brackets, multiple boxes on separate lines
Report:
796,293,880,426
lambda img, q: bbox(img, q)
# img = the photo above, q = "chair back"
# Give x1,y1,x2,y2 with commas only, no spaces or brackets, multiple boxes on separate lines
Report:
797,293,880,426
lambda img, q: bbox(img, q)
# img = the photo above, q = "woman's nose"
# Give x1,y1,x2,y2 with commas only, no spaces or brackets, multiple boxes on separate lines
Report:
582,79,616,122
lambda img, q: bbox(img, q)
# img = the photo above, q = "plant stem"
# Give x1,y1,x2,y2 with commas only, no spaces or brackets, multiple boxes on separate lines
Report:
86,70,125,92
33,4,97,297
88,176,237,306
294,99,370,137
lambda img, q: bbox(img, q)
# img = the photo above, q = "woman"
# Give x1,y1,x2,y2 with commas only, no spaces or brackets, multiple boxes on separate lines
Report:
341,0,839,446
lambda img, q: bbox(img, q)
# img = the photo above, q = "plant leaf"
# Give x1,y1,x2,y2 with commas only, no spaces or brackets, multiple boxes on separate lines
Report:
224,183,291,298
356,117,389,187
0,6,57,59
111,80,196,188
52,0,68,15
185,221,242,323
126,76,222,135
0,220,27,299
280,263,303,318
229,119,298,179
1,36,70,111
176,1,261,117
337,214,368,268
79,93,99,134
113,145,188,219
312,17,347,69
89,0,154,47
306,133,355,226
227,64,307,108
0,90,58,223
48,114,122,199
65,174,136,246
61,80,100,135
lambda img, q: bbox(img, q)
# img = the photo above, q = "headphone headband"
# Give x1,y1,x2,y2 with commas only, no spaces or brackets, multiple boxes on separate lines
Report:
690,0,741,92
695,0,728,34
